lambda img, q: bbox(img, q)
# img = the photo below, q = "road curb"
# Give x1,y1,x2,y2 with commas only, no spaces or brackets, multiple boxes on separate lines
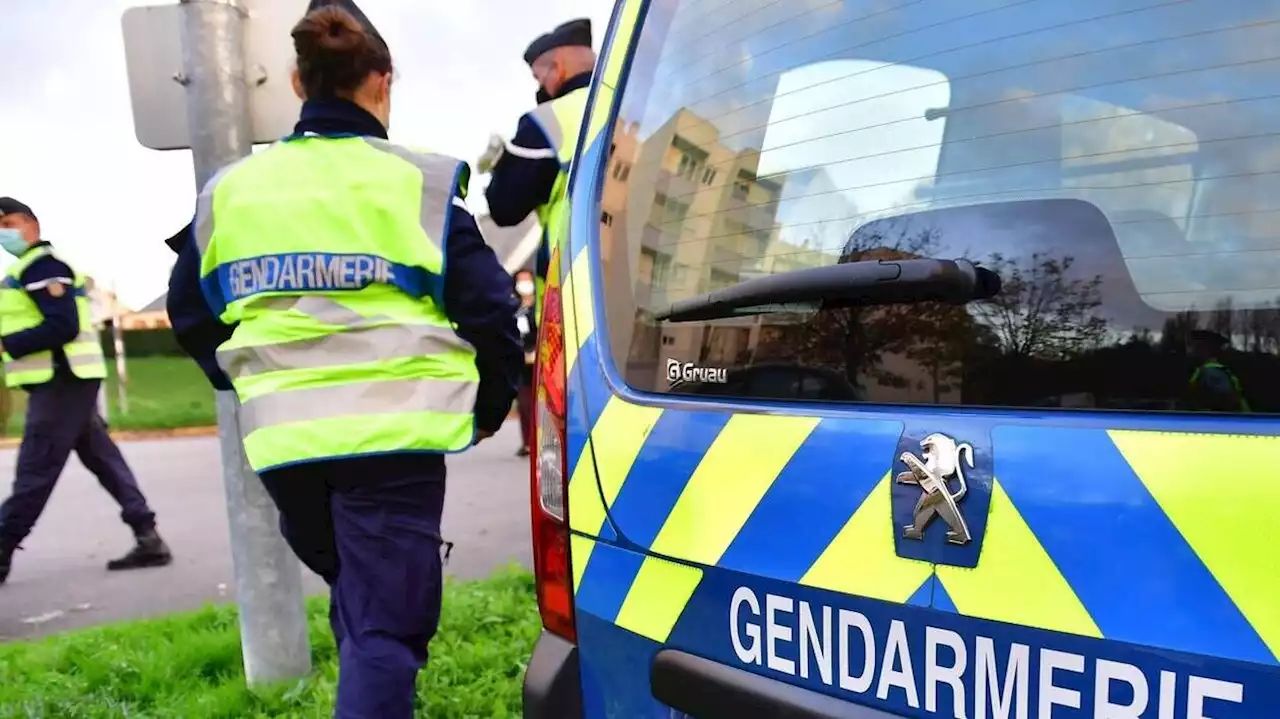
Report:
0,425,220,448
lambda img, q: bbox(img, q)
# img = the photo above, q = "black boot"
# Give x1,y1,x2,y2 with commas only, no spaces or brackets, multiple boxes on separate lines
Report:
107,529,172,571
0,538,18,585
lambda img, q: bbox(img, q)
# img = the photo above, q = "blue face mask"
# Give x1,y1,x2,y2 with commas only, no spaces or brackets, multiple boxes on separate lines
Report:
0,229,27,257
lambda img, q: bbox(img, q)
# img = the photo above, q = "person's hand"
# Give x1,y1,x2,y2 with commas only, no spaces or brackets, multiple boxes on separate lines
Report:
473,428,495,445
476,134,505,174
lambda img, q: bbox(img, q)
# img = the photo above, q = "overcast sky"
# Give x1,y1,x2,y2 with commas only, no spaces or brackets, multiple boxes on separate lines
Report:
0,0,611,309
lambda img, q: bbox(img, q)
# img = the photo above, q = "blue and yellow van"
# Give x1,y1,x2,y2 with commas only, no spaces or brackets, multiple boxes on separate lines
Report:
522,0,1280,716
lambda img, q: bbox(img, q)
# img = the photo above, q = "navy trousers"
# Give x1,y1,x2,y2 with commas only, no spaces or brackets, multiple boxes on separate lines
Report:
259,453,447,719
0,377,156,544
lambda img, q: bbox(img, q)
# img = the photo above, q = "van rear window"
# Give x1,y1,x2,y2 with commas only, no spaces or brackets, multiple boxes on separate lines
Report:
595,0,1280,414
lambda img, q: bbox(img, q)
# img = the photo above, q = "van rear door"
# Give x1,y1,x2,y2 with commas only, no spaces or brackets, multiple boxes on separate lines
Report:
558,0,1280,716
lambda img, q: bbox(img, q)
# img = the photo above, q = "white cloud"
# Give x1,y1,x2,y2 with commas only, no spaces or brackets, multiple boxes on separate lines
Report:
0,0,610,308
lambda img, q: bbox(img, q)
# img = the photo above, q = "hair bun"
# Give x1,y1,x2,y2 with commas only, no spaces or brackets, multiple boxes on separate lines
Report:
295,7,367,56
291,6,393,100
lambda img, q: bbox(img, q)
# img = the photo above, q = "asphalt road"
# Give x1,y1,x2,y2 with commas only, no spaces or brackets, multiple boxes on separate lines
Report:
0,422,534,641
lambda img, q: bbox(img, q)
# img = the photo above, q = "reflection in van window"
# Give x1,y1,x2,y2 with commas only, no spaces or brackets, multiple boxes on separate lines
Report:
595,0,1280,415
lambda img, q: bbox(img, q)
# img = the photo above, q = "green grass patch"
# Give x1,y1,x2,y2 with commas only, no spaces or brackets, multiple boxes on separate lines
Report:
2,356,215,436
0,566,539,718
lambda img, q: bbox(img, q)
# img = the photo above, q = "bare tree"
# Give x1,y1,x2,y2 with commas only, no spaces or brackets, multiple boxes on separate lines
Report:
971,252,1107,360
1127,326,1155,347
1158,310,1198,354
1208,297,1236,341
1238,298,1280,353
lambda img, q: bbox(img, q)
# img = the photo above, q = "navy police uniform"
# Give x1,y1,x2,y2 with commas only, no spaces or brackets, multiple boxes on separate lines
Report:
0,198,169,584
167,75,522,719
484,20,594,282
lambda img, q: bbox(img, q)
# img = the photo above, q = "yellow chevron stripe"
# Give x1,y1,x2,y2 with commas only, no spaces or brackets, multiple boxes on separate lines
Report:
571,534,597,593
615,555,703,642
567,398,660,539
802,474,932,603
591,398,662,509
582,0,640,182
937,480,1101,638
586,84,616,153
602,0,644,89
649,414,819,565
1109,430,1280,660
568,436,607,534
562,248,595,373
565,396,660,560
566,399,663,575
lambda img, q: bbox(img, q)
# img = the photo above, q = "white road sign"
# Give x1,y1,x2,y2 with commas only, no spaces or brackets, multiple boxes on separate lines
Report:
121,1,305,151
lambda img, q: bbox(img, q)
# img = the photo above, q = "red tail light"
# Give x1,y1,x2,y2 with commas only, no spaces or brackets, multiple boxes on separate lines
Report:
530,251,576,641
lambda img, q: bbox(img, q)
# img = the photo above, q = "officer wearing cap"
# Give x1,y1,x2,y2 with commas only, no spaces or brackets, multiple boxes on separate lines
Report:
166,2,522,716
479,18,595,319
0,198,171,584
1186,329,1250,412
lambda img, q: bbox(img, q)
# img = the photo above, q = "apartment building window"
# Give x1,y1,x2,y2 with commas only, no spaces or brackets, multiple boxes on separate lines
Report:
677,153,699,181
702,167,717,186
601,211,614,227
612,161,631,182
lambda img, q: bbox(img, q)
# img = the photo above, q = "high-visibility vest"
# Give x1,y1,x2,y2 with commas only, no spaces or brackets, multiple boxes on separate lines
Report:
0,247,106,388
1190,360,1251,412
195,134,480,473
527,86,589,321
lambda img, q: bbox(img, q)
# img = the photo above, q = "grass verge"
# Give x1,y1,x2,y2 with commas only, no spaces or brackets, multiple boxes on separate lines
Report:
0,567,539,718
3,356,216,437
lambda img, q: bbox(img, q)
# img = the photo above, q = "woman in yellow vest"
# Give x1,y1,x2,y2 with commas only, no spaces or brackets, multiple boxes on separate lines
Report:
166,2,522,716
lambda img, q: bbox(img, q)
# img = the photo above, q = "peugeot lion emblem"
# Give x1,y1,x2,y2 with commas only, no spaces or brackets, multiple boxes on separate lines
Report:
895,432,975,545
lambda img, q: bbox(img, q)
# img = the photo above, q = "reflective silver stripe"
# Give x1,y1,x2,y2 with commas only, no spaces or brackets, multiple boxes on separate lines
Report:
218,322,470,379
4,354,51,375
239,378,477,432
502,140,558,160
5,352,102,375
73,329,102,346
529,104,565,155
23,277,73,291
195,157,254,255
361,139,463,247
255,296,391,326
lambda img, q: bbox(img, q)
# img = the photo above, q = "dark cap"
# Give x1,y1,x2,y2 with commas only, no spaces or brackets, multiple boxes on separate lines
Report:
0,197,36,222
306,0,388,53
1189,329,1229,347
523,18,592,65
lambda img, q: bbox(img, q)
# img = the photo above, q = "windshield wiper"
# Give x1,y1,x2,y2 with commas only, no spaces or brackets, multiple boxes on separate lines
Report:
652,258,1000,323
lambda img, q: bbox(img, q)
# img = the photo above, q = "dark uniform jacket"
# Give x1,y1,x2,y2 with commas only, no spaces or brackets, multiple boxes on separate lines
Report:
484,71,593,280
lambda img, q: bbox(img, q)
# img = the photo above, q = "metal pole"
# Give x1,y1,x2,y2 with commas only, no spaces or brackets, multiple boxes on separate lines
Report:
110,281,128,416
96,331,110,423
178,0,311,685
